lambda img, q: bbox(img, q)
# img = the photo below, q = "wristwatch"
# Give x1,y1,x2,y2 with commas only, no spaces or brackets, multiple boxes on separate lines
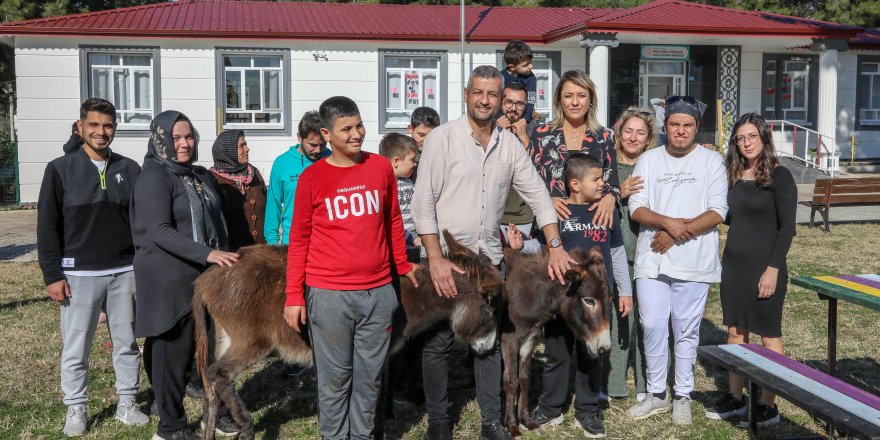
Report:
549,237,562,249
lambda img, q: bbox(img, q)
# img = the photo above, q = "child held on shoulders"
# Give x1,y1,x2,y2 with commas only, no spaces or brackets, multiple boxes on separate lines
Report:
506,153,632,438
379,132,421,261
282,96,417,440
500,40,538,123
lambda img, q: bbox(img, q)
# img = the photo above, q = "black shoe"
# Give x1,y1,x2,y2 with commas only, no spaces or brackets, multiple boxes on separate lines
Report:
574,414,606,439
425,422,452,440
201,416,240,437
480,422,514,440
151,429,199,440
739,402,780,428
185,382,204,400
705,393,747,420
531,409,564,427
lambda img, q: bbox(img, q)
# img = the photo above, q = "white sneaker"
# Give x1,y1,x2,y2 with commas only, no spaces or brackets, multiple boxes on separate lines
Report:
672,397,693,425
63,405,87,437
116,398,150,426
627,393,671,420
635,392,648,403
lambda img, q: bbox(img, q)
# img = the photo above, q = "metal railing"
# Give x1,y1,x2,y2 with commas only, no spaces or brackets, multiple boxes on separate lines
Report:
765,120,837,177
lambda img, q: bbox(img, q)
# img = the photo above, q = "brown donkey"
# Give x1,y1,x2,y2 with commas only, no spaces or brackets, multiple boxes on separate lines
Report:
500,246,612,438
193,231,504,440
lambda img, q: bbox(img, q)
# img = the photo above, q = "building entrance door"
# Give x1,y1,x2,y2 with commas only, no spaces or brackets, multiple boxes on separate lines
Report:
639,61,686,108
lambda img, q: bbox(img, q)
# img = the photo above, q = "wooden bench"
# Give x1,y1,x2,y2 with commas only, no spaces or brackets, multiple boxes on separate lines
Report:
698,344,880,440
799,177,880,232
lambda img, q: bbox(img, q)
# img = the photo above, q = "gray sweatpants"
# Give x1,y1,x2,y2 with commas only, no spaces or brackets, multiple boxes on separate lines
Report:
61,272,140,406
307,283,398,440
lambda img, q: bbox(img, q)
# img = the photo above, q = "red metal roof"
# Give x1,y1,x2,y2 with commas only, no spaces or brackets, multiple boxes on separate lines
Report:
0,0,865,43
576,0,862,38
0,0,610,43
851,30,880,51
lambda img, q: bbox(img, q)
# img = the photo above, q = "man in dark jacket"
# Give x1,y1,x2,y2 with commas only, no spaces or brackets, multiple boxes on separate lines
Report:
37,98,147,437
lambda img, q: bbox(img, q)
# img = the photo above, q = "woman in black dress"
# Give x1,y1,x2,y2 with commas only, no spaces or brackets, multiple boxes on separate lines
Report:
705,113,797,427
131,111,240,440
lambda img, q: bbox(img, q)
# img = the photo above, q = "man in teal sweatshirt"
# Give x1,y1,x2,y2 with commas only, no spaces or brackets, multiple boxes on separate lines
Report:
264,111,330,244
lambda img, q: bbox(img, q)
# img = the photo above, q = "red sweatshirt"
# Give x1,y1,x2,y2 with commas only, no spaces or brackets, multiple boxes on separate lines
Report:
285,152,413,306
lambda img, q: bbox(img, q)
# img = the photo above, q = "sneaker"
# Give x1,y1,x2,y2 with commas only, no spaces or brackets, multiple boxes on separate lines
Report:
201,416,240,437
574,414,606,438
705,393,747,420
425,422,452,440
635,392,648,403
480,422,515,440
531,409,564,427
116,398,150,426
671,396,693,425
185,381,204,400
63,405,87,437
151,429,200,440
627,393,671,420
739,402,780,428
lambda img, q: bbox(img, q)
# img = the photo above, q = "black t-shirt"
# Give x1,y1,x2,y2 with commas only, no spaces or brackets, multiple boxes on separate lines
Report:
538,203,622,288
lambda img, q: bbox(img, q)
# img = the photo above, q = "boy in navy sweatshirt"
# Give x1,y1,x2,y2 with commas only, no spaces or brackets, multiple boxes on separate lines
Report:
507,153,631,438
282,96,417,440
499,40,538,123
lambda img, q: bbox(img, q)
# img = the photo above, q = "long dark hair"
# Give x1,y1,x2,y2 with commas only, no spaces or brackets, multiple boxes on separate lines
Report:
725,113,778,188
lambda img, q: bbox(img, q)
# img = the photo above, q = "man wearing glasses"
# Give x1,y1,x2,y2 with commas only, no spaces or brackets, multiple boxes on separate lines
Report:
497,83,536,240
626,96,728,425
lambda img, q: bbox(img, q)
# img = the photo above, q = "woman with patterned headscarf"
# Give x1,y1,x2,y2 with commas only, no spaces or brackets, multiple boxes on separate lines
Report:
130,111,240,440
209,130,267,251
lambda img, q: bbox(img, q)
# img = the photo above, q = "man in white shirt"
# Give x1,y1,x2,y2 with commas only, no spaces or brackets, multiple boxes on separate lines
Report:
626,96,728,425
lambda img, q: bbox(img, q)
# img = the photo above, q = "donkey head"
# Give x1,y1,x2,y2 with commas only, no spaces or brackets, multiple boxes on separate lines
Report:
442,230,504,355
559,246,612,359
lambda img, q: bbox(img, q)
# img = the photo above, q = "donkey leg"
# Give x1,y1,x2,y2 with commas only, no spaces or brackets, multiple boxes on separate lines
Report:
209,345,265,440
201,364,221,440
500,332,522,438
519,331,540,431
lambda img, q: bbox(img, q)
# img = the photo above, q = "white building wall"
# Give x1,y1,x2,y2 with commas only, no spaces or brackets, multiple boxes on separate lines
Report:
839,51,880,160
13,36,585,203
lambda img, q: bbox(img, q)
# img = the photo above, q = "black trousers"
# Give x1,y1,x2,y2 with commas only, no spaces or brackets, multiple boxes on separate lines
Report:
535,315,604,419
421,323,503,426
144,313,228,434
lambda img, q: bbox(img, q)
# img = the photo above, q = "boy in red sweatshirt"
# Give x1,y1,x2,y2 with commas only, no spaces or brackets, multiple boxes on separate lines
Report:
283,96,417,440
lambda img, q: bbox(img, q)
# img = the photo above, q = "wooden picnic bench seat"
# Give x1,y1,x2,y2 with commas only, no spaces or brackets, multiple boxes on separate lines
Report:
799,177,880,232
698,344,880,440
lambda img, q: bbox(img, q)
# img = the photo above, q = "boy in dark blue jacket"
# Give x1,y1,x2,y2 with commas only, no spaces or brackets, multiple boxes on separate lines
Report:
500,40,537,123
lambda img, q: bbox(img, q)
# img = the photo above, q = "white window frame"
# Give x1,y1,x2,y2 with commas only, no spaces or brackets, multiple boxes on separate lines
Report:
79,46,160,134
379,50,447,132
782,60,810,124
215,48,291,136
858,58,880,128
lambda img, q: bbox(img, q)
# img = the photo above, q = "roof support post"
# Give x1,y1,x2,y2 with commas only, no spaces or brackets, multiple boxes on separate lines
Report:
581,33,618,127
812,38,848,174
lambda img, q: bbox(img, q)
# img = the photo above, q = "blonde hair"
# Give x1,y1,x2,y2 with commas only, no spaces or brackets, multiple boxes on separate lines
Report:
614,107,657,157
551,70,601,132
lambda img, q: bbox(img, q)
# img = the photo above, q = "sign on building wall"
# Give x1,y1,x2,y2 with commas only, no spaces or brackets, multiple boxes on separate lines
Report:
641,45,690,61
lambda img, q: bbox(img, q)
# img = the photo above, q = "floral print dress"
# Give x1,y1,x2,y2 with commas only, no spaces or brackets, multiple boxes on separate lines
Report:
528,123,620,200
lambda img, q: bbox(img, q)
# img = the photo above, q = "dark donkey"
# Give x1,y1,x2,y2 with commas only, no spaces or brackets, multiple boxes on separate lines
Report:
500,246,612,438
193,231,504,440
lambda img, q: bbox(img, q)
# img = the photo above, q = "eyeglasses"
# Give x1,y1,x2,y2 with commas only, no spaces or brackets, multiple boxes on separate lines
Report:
734,133,761,145
503,99,526,109
666,95,698,105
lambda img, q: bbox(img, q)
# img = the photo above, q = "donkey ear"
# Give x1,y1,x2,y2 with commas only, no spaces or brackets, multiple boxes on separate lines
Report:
587,246,604,265
443,229,475,259
564,268,584,284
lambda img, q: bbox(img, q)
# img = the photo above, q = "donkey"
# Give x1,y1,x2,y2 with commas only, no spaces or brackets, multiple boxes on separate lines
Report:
192,230,504,440
500,246,612,438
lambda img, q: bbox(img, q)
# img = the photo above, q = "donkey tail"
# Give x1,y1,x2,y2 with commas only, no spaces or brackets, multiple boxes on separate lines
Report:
192,285,213,400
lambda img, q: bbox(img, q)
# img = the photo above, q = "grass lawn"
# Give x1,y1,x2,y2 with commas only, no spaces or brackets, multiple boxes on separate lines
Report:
1,224,879,439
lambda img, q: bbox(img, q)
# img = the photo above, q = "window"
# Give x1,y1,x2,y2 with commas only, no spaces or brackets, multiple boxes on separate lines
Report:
857,57,880,129
216,49,290,135
80,47,160,132
761,55,817,126
379,51,447,131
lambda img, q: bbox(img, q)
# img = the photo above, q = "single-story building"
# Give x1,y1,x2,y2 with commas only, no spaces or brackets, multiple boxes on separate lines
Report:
1,0,878,203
